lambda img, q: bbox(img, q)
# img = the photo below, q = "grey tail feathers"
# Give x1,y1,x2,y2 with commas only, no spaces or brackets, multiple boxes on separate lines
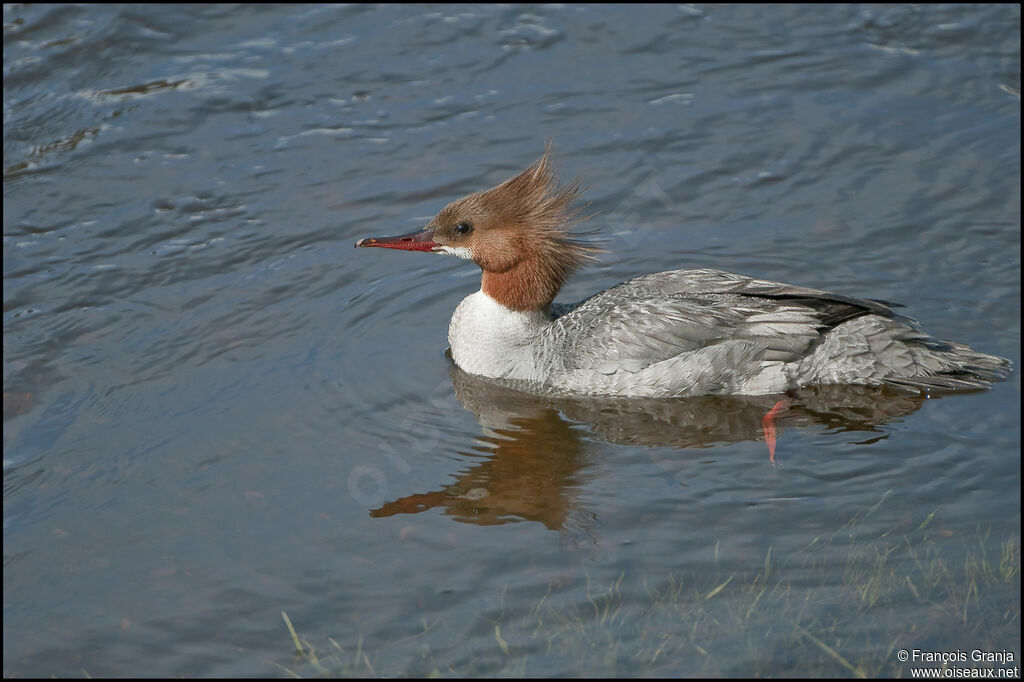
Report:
884,338,1012,392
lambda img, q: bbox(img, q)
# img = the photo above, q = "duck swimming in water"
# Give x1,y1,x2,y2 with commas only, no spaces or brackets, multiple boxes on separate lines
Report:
355,146,1010,398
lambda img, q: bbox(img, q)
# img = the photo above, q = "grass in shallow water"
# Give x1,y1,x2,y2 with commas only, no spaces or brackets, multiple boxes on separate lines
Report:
274,496,1020,677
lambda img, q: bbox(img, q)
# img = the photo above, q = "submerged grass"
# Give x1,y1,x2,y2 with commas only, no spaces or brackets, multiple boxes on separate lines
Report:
273,497,1020,677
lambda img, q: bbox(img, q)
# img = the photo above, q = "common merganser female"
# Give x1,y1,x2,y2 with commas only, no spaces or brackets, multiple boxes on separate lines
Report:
355,147,1011,398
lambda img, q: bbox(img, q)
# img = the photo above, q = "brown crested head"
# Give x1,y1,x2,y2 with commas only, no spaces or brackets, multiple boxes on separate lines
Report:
426,144,600,311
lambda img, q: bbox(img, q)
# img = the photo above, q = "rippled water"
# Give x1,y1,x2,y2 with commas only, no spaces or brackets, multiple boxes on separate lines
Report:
4,4,1020,677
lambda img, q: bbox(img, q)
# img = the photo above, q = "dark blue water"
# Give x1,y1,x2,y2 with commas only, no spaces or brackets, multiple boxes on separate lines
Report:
4,4,1019,677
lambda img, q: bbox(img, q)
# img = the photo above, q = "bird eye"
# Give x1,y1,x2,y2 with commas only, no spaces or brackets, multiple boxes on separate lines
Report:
455,222,473,235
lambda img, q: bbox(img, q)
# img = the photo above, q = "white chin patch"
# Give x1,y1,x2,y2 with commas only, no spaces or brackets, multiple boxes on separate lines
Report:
435,245,474,260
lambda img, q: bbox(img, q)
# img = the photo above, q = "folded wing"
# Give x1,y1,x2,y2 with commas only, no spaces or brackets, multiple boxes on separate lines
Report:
549,268,893,374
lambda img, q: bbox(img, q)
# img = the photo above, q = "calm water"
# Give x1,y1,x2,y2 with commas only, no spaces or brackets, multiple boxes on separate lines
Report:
4,4,1020,677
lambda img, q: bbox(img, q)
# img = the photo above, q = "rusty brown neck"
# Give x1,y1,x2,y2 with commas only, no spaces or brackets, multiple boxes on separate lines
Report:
480,256,563,312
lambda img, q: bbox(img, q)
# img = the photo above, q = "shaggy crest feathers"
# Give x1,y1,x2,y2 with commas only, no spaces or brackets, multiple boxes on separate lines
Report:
456,144,601,310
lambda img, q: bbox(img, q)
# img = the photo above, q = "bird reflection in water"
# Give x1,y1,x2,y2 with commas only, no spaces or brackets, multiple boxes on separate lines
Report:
370,360,932,530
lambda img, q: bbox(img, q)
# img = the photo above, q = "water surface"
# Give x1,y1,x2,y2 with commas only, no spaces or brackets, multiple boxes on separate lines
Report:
4,4,1020,677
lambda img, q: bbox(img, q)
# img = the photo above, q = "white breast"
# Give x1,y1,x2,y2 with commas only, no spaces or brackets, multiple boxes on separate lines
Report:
447,291,551,381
